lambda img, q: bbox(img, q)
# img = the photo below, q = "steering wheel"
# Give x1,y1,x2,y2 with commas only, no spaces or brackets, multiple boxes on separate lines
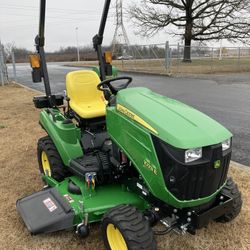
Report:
97,76,132,95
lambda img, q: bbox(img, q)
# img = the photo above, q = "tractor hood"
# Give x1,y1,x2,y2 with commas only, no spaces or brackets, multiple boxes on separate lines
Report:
116,87,232,149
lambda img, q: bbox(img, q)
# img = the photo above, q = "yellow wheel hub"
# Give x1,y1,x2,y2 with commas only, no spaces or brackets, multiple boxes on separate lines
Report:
41,151,51,177
106,224,128,250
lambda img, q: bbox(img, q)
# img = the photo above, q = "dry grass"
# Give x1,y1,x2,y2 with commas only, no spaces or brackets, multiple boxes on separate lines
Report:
68,57,250,75
0,84,250,250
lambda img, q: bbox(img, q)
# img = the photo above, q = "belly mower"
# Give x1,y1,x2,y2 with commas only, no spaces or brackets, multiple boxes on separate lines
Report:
17,1,242,249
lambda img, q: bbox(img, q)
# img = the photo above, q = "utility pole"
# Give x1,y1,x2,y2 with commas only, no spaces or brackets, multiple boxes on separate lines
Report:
112,0,132,59
75,27,80,62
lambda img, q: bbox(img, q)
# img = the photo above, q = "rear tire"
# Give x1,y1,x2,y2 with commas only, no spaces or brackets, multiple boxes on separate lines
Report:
37,136,68,182
102,204,156,250
216,177,242,223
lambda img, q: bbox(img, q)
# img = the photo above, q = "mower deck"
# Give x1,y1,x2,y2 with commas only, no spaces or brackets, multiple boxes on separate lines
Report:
17,176,148,234
16,188,75,234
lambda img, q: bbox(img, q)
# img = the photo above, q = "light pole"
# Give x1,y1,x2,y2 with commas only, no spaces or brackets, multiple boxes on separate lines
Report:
219,39,223,61
75,27,80,62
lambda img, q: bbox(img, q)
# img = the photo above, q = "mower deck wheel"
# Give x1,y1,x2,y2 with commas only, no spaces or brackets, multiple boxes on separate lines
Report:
102,204,156,250
37,136,68,182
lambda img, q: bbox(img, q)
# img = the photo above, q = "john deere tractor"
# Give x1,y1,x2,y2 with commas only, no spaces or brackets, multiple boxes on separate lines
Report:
17,0,242,249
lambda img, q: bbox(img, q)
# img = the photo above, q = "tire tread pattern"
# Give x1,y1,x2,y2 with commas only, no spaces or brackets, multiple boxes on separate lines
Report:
216,177,242,223
102,204,156,250
37,136,68,181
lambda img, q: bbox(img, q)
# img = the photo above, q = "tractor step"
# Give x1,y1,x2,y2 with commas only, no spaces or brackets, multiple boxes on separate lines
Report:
16,188,75,235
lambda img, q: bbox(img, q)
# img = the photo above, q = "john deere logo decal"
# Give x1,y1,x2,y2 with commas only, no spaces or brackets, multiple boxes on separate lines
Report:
214,160,221,169
116,104,158,134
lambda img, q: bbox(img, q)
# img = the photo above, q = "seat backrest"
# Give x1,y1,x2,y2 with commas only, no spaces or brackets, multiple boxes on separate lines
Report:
66,70,103,104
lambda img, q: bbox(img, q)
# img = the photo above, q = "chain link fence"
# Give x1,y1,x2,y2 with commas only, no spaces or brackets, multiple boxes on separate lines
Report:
172,45,250,74
1,42,250,80
111,43,250,75
112,43,167,74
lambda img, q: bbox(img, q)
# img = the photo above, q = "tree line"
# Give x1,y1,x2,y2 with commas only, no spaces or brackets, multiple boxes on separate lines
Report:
3,45,101,63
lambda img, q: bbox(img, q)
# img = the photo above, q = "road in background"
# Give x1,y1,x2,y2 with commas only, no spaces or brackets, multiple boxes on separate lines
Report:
7,63,250,166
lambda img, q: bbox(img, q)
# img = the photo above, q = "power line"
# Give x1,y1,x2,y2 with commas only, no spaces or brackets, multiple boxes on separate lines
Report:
3,19,114,29
0,4,115,14
0,6,100,16
0,12,115,22
1,15,116,29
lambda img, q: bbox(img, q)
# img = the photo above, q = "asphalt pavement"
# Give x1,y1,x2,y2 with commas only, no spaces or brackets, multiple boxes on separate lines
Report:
7,63,250,166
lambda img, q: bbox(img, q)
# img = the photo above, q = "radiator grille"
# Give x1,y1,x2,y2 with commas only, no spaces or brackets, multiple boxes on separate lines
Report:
152,136,231,200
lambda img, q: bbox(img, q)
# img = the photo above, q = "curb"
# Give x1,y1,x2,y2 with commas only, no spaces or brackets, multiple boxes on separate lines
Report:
231,161,250,171
63,64,172,77
15,82,43,94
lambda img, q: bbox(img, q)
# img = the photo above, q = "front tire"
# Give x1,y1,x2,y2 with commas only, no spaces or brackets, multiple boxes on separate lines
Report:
216,177,242,223
102,204,156,250
37,136,68,182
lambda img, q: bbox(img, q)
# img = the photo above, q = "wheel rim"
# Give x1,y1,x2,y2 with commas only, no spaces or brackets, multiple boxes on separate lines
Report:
41,151,51,177
106,224,128,250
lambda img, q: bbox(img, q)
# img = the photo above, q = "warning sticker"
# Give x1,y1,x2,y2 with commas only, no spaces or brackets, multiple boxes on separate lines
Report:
43,198,57,212
64,194,74,203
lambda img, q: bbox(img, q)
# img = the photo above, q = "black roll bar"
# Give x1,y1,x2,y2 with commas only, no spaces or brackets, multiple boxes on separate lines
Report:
36,0,54,107
93,0,111,81
35,0,112,106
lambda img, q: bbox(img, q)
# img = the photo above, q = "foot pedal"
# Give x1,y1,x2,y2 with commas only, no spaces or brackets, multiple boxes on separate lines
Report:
16,188,75,234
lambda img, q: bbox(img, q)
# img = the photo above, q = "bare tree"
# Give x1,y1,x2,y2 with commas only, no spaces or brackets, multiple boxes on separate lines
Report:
4,42,15,62
129,0,250,61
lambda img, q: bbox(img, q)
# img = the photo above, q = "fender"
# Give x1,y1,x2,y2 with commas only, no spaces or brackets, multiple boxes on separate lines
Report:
39,109,83,165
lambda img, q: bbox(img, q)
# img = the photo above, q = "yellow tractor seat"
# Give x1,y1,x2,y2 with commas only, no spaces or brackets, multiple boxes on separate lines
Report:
66,70,106,119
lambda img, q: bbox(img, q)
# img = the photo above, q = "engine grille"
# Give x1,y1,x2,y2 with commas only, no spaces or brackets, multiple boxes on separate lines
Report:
152,135,231,201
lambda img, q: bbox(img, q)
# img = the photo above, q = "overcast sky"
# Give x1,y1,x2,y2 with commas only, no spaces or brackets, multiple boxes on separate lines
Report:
0,0,238,52
0,0,174,52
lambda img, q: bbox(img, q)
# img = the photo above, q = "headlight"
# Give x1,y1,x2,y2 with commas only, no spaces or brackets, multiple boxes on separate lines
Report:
185,148,202,163
222,138,231,151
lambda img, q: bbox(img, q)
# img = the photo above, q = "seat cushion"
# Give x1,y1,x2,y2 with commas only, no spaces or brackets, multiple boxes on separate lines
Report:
70,100,106,119
66,70,106,119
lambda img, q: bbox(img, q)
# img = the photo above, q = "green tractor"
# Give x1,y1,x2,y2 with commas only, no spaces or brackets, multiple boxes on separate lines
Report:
17,0,242,249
